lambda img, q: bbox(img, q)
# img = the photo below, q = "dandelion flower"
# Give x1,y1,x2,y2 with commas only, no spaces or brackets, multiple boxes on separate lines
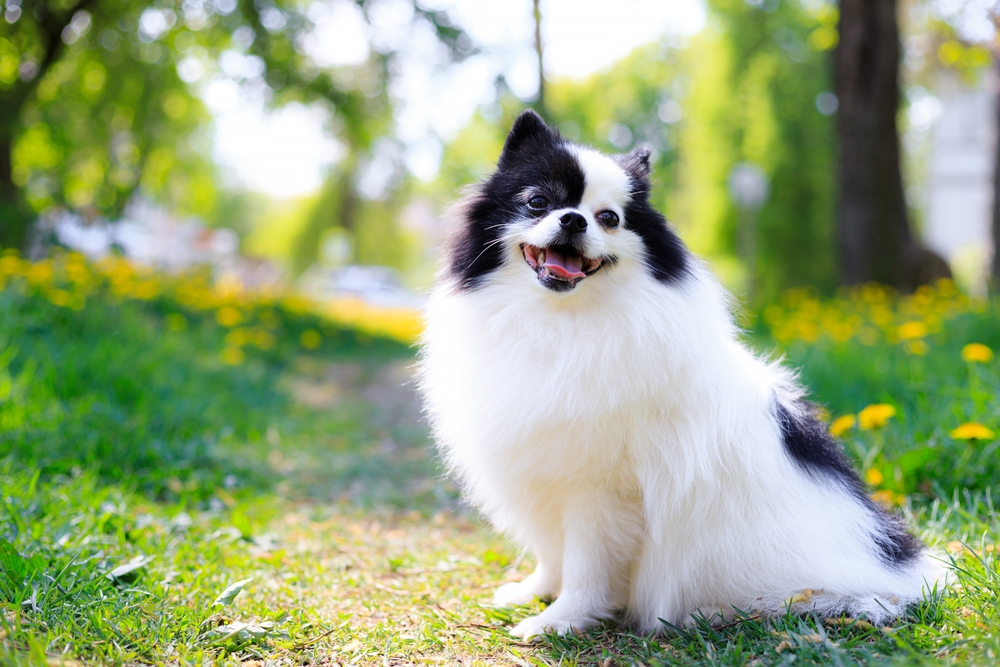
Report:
221,346,245,365
865,468,884,486
904,340,929,356
216,306,243,327
300,329,322,349
253,328,276,349
946,541,968,555
949,422,996,441
858,404,896,430
225,329,249,347
962,343,993,363
830,414,856,437
871,490,905,507
897,321,927,340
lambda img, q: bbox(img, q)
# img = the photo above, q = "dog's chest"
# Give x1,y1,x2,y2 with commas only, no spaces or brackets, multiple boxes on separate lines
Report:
435,291,679,453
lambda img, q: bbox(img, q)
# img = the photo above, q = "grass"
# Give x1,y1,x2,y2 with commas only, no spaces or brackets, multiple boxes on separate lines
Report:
1,255,1000,665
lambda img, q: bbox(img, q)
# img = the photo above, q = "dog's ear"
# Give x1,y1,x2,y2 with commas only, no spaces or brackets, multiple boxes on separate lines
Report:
499,109,555,167
618,146,652,183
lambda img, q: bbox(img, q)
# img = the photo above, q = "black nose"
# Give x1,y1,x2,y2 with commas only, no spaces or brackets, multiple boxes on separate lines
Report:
559,211,587,234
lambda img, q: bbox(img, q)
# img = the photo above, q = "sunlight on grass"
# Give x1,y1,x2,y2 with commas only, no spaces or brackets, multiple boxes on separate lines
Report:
1,252,999,665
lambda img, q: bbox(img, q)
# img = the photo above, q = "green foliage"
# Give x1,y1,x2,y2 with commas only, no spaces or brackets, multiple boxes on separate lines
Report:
678,0,838,299
2,0,221,218
1,0,472,257
759,301,1000,497
15,45,214,216
547,42,685,219
0,254,410,496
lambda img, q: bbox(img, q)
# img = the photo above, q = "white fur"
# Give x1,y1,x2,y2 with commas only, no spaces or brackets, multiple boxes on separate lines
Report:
419,150,946,639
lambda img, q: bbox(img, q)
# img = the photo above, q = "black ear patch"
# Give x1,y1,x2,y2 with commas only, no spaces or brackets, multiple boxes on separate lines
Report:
616,146,652,182
499,109,558,168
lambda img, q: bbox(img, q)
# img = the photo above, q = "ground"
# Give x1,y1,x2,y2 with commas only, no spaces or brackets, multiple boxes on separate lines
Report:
2,256,1000,666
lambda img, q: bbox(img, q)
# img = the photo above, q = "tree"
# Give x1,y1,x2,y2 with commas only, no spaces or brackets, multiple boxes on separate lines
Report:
989,13,1000,290
834,0,949,288
677,0,840,301
531,0,545,120
0,0,472,251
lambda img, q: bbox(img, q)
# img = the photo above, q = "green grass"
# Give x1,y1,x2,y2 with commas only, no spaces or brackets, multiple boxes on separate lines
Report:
1,271,1000,666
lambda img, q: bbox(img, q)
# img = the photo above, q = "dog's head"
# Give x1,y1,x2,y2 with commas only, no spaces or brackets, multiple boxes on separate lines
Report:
447,109,689,294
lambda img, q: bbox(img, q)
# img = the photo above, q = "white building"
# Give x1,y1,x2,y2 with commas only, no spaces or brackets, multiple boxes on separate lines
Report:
923,74,995,293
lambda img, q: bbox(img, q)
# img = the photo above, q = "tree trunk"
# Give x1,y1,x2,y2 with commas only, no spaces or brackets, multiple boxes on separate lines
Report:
0,0,102,252
0,128,33,252
532,0,546,120
835,0,950,289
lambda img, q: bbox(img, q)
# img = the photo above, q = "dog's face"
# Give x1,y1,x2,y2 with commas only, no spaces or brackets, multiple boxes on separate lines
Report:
448,109,689,294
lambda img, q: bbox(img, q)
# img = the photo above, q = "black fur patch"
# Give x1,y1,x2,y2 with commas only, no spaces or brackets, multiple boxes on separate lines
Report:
615,147,689,284
448,111,585,289
775,400,922,568
448,111,689,289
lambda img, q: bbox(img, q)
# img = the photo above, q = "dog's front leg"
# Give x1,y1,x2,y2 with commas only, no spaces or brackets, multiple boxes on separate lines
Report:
494,526,563,607
509,491,637,639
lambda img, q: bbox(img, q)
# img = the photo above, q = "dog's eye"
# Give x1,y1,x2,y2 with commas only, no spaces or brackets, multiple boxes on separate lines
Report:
597,210,620,228
526,195,550,212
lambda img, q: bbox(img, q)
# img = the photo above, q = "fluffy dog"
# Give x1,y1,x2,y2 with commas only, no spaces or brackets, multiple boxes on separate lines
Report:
418,110,944,639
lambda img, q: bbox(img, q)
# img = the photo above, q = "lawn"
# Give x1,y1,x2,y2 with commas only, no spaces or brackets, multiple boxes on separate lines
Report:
1,252,1000,666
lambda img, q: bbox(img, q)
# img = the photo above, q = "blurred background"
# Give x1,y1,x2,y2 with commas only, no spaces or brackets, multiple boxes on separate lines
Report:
0,0,998,305
5,4,1000,662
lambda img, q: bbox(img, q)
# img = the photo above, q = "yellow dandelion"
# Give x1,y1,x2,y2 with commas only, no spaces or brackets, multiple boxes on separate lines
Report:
831,322,854,342
904,340,929,356
946,541,972,556
897,321,927,340
961,343,993,364
830,414,856,437
865,468,884,486
858,328,880,346
858,404,896,430
300,329,322,349
47,289,72,308
221,346,245,365
253,329,275,350
131,281,159,300
216,306,242,327
225,329,249,347
871,490,904,507
949,422,996,441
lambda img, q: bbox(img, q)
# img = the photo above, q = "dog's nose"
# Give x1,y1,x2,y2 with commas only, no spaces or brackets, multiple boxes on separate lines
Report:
559,211,587,234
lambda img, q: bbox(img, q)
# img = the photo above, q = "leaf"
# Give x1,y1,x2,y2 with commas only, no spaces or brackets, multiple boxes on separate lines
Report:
0,537,28,581
895,446,936,475
213,578,253,607
202,616,289,648
106,555,152,582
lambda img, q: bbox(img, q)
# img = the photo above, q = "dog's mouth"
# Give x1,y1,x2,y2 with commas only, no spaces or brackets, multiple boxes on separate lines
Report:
521,243,605,292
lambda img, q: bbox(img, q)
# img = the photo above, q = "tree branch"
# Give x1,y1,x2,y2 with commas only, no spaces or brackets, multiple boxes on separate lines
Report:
8,0,103,111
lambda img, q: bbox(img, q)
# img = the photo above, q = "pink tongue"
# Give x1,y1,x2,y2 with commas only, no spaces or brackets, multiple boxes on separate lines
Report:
543,248,586,279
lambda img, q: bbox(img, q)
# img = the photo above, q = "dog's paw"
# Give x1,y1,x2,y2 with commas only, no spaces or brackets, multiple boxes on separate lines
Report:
509,612,590,640
493,581,538,607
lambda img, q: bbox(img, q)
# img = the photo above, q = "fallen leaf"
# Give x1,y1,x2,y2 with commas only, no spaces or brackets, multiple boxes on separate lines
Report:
213,578,254,607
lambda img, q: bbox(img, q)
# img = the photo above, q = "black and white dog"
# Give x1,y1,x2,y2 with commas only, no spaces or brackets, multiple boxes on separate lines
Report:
418,110,944,639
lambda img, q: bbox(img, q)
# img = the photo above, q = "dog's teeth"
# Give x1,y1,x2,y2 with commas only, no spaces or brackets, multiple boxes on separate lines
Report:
538,249,546,264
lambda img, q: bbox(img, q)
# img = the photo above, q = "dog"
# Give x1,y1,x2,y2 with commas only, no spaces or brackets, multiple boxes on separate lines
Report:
418,109,945,639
